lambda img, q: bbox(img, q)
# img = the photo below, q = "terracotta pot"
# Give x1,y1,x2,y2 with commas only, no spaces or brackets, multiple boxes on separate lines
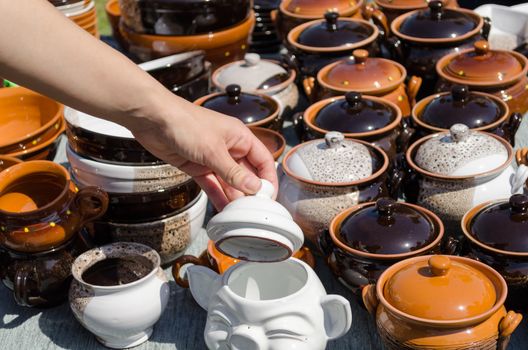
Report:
194,84,283,131
362,255,522,349
327,198,446,294
0,156,22,173
388,1,488,96
296,92,410,160
249,126,286,161
411,85,523,146
374,0,459,24
0,161,108,253
436,40,528,115
304,49,421,117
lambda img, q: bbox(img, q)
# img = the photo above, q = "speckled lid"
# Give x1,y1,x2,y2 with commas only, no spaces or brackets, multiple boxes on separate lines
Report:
414,124,508,176
286,132,377,183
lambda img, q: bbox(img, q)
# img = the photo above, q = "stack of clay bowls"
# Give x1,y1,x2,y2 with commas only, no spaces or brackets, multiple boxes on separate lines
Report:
64,107,207,266
251,0,282,53
115,0,255,69
0,87,64,160
49,0,99,37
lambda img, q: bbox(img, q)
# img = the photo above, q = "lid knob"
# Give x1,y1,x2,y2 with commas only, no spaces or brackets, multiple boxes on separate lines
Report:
428,255,451,276
325,131,345,149
376,198,396,217
353,49,369,65
324,11,339,32
474,40,490,56
226,84,241,103
429,0,443,19
450,124,470,142
345,92,363,112
244,53,261,67
451,85,469,102
510,194,528,214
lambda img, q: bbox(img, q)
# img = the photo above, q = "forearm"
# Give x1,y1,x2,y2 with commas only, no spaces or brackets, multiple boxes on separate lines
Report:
0,0,185,128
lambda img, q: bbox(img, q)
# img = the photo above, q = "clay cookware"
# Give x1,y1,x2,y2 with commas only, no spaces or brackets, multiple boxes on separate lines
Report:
462,194,528,309
0,161,108,253
374,0,459,24
411,85,523,146
286,12,381,78
362,255,522,349
0,156,22,173
194,84,283,131
304,49,422,116
436,40,528,115
297,92,410,160
327,198,445,294
389,1,488,96
249,126,286,161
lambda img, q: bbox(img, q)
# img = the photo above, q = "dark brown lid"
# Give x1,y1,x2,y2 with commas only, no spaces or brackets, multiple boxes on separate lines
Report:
398,1,477,39
469,194,528,253
314,92,398,134
419,85,504,129
375,0,443,8
199,84,278,124
296,12,375,48
337,198,436,254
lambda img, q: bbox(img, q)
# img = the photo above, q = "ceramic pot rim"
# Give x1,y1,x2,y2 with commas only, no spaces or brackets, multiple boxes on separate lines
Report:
375,255,507,327
390,7,483,44
405,130,514,181
411,90,510,133
373,0,443,10
287,18,379,53
6,119,65,158
0,160,72,217
249,126,286,161
461,199,528,257
72,242,161,291
0,87,64,149
317,57,407,95
303,95,403,138
279,0,363,19
212,59,297,95
329,202,444,259
193,92,280,128
436,49,528,88
282,137,389,187
105,0,119,16
0,156,23,171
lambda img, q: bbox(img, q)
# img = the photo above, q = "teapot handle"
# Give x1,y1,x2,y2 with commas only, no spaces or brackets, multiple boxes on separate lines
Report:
172,251,213,288
482,16,491,41
292,112,308,142
361,284,379,316
497,311,522,350
385,36,404,62
495,113,523,147
75,187,109,225
363,5,389,38
302,76,316,103
14,264,46,307
406,76,422,108
295,246,316,269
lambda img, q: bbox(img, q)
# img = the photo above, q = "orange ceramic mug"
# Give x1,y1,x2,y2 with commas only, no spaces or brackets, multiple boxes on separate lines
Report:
0,160,108,253
173,240,315,288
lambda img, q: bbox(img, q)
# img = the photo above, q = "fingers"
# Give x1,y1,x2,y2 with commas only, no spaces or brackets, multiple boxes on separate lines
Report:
193,173,229,211
240,131,279,196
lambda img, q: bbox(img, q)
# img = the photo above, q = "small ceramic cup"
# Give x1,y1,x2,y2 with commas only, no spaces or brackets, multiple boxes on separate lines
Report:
69,242,170,349
0,161,108,252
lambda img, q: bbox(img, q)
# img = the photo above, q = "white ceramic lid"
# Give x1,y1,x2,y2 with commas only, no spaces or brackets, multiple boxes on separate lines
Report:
213,53,288,91
64,107,134,139
206,180,304,262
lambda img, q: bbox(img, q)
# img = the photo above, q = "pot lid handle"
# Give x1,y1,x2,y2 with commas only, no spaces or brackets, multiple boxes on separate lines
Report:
345,92,363,112
325,131,345,149
474,40,490,56
451,85,469,102
353,49,369,65
428,255,451,276
510,194,528,215
429,0,443,20
226,84,242,103
450,124,470,142
255,179,275,199
244,53,261,67
376,198,395,217
324,11,339,32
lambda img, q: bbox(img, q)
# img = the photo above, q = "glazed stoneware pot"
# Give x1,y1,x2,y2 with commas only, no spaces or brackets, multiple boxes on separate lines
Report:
461,194,528,309
362,255,522,350
69,242,169,349
0,161,108,253
389,1,488,97
436,40,528,115
118,0,251,35
374,0,459,24
278,132,393,253
212,53,299,118
194,84,283,131
0,234,89,307
250,127,286,161
411,85,523,146
404,124,528,235
296,92,410,160
0,156,22,172
286,13,381,78
4,119,65,161
327,198,446,294
304,49,422,116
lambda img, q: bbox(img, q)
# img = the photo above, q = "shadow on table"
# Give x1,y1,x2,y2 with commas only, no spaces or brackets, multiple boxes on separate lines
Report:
0,287,41,329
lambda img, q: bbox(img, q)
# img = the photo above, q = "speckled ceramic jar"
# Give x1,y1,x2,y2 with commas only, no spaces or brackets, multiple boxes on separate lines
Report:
69,242,169,349
278,132,392,253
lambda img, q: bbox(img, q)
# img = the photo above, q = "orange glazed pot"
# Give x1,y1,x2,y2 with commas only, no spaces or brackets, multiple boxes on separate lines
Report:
362,255,522,350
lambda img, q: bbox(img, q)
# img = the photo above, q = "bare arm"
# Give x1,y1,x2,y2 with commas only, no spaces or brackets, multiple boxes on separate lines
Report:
0,0,277,209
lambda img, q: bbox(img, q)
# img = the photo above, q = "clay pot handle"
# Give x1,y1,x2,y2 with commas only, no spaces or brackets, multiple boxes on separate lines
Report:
14,264,45,307
385,36,404,62
406,76,422,108
515,147,528,167
482,17,491,41
398,117,415,153
442,236,460,255
296,246,316,269
75,187,109,225
497,113,523,147
270,9,277,23
361,284,379,316
363,5,389,38
499,311,522,342
172,253,213,288
292,112,307,142
302,76,316,102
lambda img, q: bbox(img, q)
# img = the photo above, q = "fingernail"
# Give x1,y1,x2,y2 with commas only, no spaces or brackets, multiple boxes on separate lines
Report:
243,175,261,194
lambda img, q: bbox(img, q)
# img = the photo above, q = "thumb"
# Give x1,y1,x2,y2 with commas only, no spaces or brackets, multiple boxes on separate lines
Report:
207,148,262,194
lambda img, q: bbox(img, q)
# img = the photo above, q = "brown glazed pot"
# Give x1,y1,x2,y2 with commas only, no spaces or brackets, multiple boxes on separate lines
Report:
374,0,459,24
304,49,422,116
362,255,522,350
0,234,90,307
296,92,411,160
436,40,528,115
249,127,286,161
327,198,446,294
286,13,381,78
411,85,523,146
0,161,108,253
388,1,488,97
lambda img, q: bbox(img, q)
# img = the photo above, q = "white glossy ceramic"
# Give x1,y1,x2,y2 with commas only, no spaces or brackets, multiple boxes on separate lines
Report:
69,243,169,349
187,258,352,350
474,4,528,50
138,51,203,72
64,106,134,139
